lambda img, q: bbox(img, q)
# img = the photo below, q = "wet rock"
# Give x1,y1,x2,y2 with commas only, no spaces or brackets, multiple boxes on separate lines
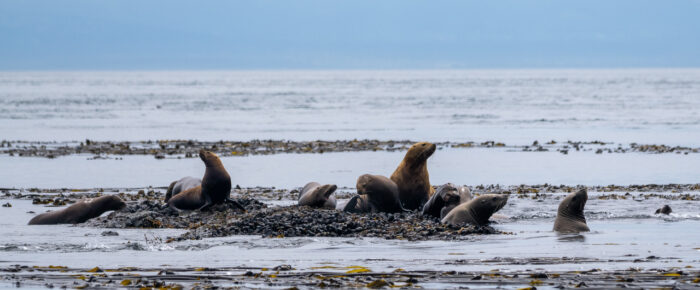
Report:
178,206,497,241
101,231,119,236
2,202,11,207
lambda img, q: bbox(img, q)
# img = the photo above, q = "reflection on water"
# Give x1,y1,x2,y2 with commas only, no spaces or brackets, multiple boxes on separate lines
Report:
557,233,586,242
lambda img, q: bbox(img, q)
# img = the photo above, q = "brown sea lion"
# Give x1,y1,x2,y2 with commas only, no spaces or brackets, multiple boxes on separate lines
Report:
422,184,472,219
390,142,436,210
167,149,244,211
165,176,201,202
553,189,590,233
343,174,407,213
28,195,126,225
655,205,672,215
441,194,508,226
298,182,337,209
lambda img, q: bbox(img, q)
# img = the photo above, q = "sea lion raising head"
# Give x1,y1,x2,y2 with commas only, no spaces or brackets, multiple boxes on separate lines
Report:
390,142,436,210
422,183,472,219
28,195,126,225
167,149,244,211
298,182,338,209
343,174,407,213
553,189,590,233
441,194,508,227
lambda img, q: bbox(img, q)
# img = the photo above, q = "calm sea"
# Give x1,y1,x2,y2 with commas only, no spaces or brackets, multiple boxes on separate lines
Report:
1,69,699,144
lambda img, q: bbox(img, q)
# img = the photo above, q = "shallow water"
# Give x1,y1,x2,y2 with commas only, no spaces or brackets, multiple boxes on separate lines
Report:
2,193,698,273
2,70,700,145
2,148,700,188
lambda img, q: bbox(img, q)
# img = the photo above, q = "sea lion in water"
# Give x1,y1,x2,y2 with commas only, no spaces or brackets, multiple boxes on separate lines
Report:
167,150,244,211
441,194,508,226
655,205,672,215
28,195,126,225
553,189,590,233
343,174,407,213
390,142,436,210
422,184,473,219
165,176,201,202
298,182,337,209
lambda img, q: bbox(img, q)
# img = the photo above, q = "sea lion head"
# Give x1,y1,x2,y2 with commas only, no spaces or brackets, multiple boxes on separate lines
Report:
199,149,223,168
404,142,436,166
558,189,587,221
356,174,405,213
439,183,461,204
103,195,127,211
655,204,672,215
470,194,509,225
317,184,338,199
311,184,337,206
357,174,398,200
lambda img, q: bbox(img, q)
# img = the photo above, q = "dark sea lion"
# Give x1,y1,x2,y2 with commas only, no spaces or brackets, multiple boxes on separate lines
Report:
167,149,244,211
343,174,407,213
298,182,337,209
441,194,508,227
390,142,436,210
28,195,126,225
655,205,672,215
165,176,201,202
553,189,590,233
422,184,472,219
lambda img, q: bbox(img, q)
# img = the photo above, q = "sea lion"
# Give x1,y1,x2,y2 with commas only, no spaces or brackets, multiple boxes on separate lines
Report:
165,176,201,202
441,194,508,227
553,189,590,233
28,195,126,225
655,205,672,215
343,174,407,213
298,182,337,209
390,142,436,210
422,184,472,219
167,149,244,211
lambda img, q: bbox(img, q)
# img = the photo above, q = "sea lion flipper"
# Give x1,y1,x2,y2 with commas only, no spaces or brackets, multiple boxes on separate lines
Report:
343,196,361,213
198,202,213,211
165,181,177,202
225,197,246,211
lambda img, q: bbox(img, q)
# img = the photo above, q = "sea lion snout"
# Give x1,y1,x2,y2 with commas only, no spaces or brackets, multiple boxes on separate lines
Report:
570,189,588,211
198,149,208,161
356,174,373,191
414,142,436,160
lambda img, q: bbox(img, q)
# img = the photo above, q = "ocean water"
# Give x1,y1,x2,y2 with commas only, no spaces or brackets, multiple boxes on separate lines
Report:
1,69,700,144
1,70,699,287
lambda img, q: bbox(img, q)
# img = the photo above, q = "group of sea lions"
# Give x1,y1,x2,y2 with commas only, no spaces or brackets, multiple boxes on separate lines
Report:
296,141,586,232
27,142,674,235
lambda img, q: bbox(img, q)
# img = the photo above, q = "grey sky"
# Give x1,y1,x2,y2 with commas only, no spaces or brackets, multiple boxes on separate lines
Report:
1,0,699,69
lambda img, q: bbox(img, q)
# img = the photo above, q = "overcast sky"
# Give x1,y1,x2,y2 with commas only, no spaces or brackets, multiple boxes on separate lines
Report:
1,0,699,70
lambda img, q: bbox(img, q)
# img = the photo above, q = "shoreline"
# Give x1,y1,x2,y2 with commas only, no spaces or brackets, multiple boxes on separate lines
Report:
2,139,699,159
2,266,697,289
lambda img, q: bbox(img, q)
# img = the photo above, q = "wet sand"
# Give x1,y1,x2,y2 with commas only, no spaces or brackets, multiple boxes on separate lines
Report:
2,265,698,289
